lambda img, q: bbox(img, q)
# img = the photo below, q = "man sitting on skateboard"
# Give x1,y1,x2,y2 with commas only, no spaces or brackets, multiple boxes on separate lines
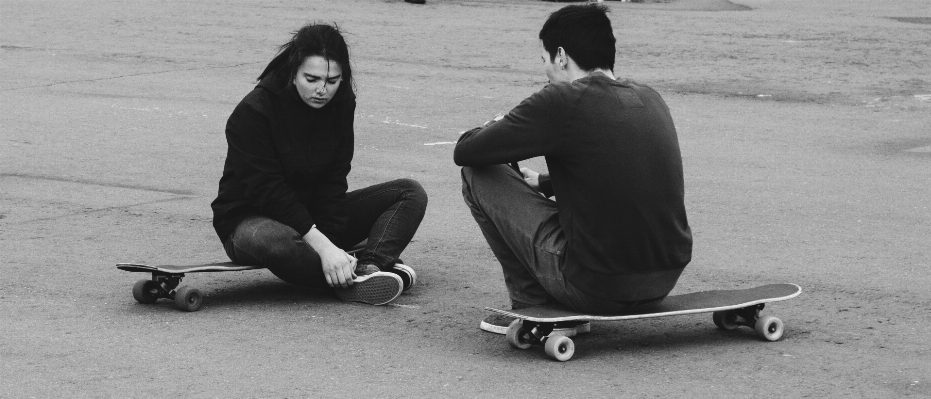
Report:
454,4,693,334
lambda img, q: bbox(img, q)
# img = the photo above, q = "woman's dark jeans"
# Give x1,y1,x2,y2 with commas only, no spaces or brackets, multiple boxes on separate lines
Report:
222,178,427,288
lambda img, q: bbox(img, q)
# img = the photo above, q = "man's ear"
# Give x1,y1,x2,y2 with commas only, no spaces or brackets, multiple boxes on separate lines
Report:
556,47,568,69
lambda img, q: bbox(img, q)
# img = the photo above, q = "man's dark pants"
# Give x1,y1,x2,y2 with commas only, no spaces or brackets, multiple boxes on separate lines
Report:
461,165,640,314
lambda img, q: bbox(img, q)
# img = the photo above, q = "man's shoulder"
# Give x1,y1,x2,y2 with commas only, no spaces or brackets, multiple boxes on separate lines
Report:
548,75,661,100
531,80,593,109
613,79,664,98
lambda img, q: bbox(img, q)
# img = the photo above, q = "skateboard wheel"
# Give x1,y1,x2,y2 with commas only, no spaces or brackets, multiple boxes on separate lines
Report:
754,315,784,341
174,286,204,312
505,319,532,350
712,310,740,330
544,335,575,362
132,279,159,304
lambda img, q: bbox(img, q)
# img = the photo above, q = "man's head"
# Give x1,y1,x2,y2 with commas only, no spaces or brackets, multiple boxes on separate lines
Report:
538,4,616,80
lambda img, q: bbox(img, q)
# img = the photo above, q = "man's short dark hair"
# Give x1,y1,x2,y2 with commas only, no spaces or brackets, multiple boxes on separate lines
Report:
539,4,616,72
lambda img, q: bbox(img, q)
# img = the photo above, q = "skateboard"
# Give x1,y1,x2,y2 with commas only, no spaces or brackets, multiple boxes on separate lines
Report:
486,283,801,361
115,243,374,312
117,262,261,312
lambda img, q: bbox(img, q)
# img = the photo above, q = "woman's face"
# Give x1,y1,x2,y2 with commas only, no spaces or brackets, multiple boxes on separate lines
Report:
293,55,343,109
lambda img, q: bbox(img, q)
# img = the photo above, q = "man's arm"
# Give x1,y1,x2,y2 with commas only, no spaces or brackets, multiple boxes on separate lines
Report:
453,84,566,167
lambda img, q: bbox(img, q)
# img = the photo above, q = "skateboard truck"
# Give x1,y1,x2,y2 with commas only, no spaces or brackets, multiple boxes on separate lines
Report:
506,320,577,361
714,303,764,329
712,304,784,341
131,271,204,312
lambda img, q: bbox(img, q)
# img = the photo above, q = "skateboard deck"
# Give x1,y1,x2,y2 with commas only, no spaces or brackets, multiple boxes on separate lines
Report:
117,262,263,312
117,262,261,274
486,283,801,361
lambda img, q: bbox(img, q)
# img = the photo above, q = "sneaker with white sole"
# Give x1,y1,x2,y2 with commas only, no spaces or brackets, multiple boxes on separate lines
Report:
355,263,380,276
479,314,591,336
335,272,403,305
391,263,417,291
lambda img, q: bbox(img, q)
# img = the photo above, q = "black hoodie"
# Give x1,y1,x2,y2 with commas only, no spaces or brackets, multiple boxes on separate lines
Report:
211,71,355,243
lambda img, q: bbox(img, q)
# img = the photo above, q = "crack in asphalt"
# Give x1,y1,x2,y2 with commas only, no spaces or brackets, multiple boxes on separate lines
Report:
0,173,197,196
10,195,195,225
0,62,263,92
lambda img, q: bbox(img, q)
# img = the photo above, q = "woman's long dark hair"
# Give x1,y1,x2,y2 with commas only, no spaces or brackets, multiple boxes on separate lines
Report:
258,23,354,98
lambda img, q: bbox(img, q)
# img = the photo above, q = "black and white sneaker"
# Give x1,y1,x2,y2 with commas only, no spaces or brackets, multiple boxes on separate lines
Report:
335,272,403,305
479,314,591,336
391,263,417,291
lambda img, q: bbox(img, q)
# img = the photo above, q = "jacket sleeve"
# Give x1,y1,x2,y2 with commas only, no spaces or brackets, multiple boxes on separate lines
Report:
453,84,565,166
537,173,554,198
225,100,316,236
309,100,355,240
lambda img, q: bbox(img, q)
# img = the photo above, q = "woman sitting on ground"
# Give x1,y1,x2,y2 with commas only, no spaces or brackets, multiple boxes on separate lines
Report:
211,23,428,305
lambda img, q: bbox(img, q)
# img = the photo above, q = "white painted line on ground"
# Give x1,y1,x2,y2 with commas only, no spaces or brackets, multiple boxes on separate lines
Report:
383,117,427,128
112,104,157,111
905,145,931,153
424,141,456,146
914,94,931,101
386,303,420,309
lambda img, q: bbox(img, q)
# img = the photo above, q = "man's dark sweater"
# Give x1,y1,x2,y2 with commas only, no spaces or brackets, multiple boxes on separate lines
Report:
454,73,692,302
211,72,355,243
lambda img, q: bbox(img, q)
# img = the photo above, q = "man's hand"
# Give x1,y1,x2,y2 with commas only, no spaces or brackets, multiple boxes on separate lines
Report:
520,167,541,190
483,113,505,127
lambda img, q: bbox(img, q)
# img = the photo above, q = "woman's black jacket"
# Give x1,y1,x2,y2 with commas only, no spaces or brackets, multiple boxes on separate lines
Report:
211,72,355,243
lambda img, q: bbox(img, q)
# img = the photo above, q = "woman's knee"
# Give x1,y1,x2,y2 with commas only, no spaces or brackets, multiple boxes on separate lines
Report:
232,218,313,266
263,237,327,287
263,235,312,265
395,178,428,212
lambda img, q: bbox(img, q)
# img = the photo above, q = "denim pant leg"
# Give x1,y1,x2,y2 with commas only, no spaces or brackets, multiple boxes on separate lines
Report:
460,166,654,314
339,178,428,270
222,216,328,288
461,165,568,309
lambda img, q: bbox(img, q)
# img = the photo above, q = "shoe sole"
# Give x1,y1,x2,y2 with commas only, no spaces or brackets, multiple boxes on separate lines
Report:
392,263,417,291
335,272,403,305
479,320,591,336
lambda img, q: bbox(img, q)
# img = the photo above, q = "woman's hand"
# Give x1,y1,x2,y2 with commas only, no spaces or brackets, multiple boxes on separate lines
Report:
318,247,357,288
302,227,357,288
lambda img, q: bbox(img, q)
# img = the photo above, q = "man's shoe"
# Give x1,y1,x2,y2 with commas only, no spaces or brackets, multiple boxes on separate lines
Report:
335,272,403,305
479,314,591,336
479,314,517,335
404,0,426,4
391,263,417,291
